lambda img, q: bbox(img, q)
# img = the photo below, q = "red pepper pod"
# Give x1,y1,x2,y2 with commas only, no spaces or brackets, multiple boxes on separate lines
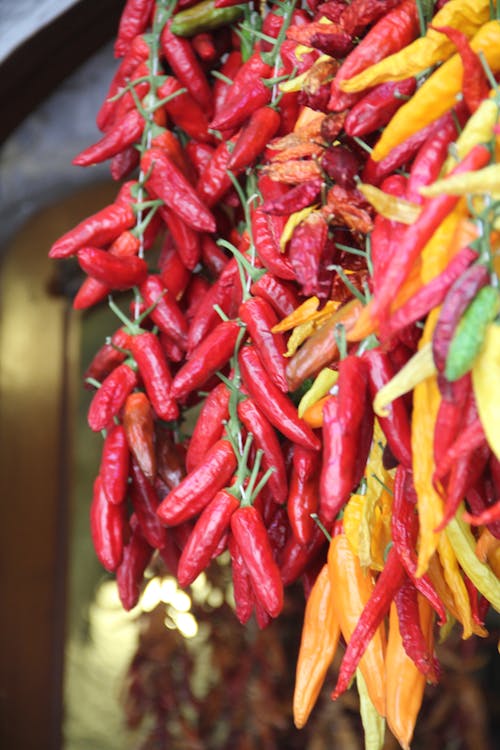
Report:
230,505,284,619
142,147,216,233
161,208,202,271
88,362,139,432
237,397,288,505
287,445,321,545
116,515,154,610
228,533,255,624
73,109,145,166
288,211,329,297
114,0,154,57
90,475,127,572
213,49,243,114
157,77,215,144
431,25,489,114
155,424,186,491
130,332,179,422
157,439,237,526
187,259,241,352
100,424,130,505
130,459,167,549
177,489,240,587
344,77,416,138
239,345,321,452
139,275,189,350
227,106,281,173
77,247,148,289
83,327,132,385
186,382,231,472
160,21,213,115
250,273,300,318
394,578,440,682
239,296,288,392
195,139,236,208
158,238,191,298
251,208,296,281
171,320,241,401
364,348,412,468
279,524,327,586
123,391,157,481
200,234,229,277
261,179,323,216
210,53,273,131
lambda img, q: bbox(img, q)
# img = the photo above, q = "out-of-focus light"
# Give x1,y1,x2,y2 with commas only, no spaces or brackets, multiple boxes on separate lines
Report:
173,611,198,638
207,588,224,608
140,576,162,612
160,576,178,603
170,589,191,612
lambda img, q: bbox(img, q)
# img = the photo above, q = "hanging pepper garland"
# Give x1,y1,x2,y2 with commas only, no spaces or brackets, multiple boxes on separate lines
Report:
50,0,500,746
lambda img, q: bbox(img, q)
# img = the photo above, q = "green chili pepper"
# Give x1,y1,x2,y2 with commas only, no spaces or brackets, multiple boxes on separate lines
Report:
444,285,500,382
170,0,244,36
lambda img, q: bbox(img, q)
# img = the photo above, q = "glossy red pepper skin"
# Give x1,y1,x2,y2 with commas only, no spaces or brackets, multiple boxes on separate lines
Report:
90,475,127,572
394,578,440,682
210,53,273,131
212,49,243,116
344,78,416,138
227,106,281,173
186,382,230,472
339,0,403,35
239,297,288,392
171,320,241,401
261,179,323,216
230,505,284,619
83,327,132,385
161,208,201,271
287,445,321,545
88,363,139,432
130,460,167,549
116,515,153,610
49,182,136,258
239,345,321,452
289,212,329,297
130,332,179,422
73,109,145,166
123,392,157,481
195,139,236,208
279,525,327,586
157,439,237,525
160,21,213,115
432,25,489,114
100,424,130,505
228,533,255,624
139,275,189,350
200,235,229,277
114,0,154,57
250,273,300,319
142,147,216,233
187,259,241,352
364,349,412,469
251,208,296,281
158,238,191,298
157,77,214,144
237,397,288,506
110,145,140,181
177,490,240,587
433,375,471,471
77,246,148,289
155,424,186,491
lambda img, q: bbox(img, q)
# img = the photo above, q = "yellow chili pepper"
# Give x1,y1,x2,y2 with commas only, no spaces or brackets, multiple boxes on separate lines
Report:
437,531,475,638
472,322,500,463
443,96,499,173
371,20,500,162
280,205,319,251
357,183,421,224
420,202,469,283
357,669,385,750
273,296,320,332
420,163,500,198
283,302,341,357
298,367,338,417
446,506,500,612
340,0,491,93
293,564,341,728
373,342,436,418
279,53,332,93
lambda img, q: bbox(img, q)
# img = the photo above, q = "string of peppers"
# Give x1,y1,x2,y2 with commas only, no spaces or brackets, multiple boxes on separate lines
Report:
49,0,500,747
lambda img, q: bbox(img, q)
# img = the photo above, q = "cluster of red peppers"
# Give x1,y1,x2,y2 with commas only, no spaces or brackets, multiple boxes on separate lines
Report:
49,0,500,746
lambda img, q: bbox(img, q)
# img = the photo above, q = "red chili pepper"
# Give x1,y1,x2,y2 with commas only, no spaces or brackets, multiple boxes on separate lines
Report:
129,332,179,421
289,212,329,297
88,362,139,432
151,128,197,180
90,475,127,571
116,514,153,610
49,182,137,258
158,239,191,298
464,478,500,532
287,21,353,57
99,424,130,505
110,146,140,181
261,179,323,216
210,52,273,131
177,489,240,587
250,273,300,319
157,439,237,525
171,320,241,401
432,25,489,114
156,77,215,144
364,348,412,469
195,138,236,208
344,78,416,138
320,357,374,524
142,147,216,233
200,235,229,277
183,275,212,323
332,545,404,701
77,246,148,289
186,382,230,472
391,466,447,624
123,391,156,481
239,296,288,392
106,60,151,126
237,397,288,505
340,0,403,35
382,247,478,340
251,208,296,281
227,106,281,173
129,459,168,548
155,423,186,491
287,445,321,545
184,141,215,180
114,0,154,57
139,275,189,350
187,258,241,352
239,345,321,451
433,375,471,471
230,505,284,619
328,0,419,111
161,207,201,271
394,577,440,682
73,109,145,167
191,31,217,61
228,533,255,624
160,21,213,115
280,524,327,586
83,327,132,385
212,49,243,116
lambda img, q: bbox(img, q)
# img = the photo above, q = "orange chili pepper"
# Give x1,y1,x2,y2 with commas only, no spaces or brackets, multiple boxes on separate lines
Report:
302,394,331,428
123,391,156,482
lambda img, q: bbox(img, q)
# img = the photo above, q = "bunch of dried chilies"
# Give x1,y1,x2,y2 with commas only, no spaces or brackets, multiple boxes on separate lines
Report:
50,0,500,745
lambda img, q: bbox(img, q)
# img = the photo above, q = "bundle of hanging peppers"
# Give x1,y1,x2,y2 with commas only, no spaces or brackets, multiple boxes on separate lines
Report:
50,0,500,745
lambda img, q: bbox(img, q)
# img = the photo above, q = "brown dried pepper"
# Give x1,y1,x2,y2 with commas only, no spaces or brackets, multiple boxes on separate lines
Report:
123,392,156,481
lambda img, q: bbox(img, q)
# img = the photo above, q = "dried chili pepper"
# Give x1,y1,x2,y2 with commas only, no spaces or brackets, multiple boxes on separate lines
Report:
227,107,281,174
161,208,202,271
90,475,127,572
344,78,416,138
77,246,148,289
123,392,156,481
210,53,273,131
114,0,154,57
195,139,236,208
157,77,214,144
250,273,300,319
228,533,255,624
280,524,327,586
99,424,130,506
160,20,213,114
73,109,145,166
116,514,153,610
129,459,168,549
239,297,288,393
287,445,321,545
83,327,132,385
394,577,440,681
88,362,139,433
129,332,179,422
139,275,189,350
186,382,230,472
